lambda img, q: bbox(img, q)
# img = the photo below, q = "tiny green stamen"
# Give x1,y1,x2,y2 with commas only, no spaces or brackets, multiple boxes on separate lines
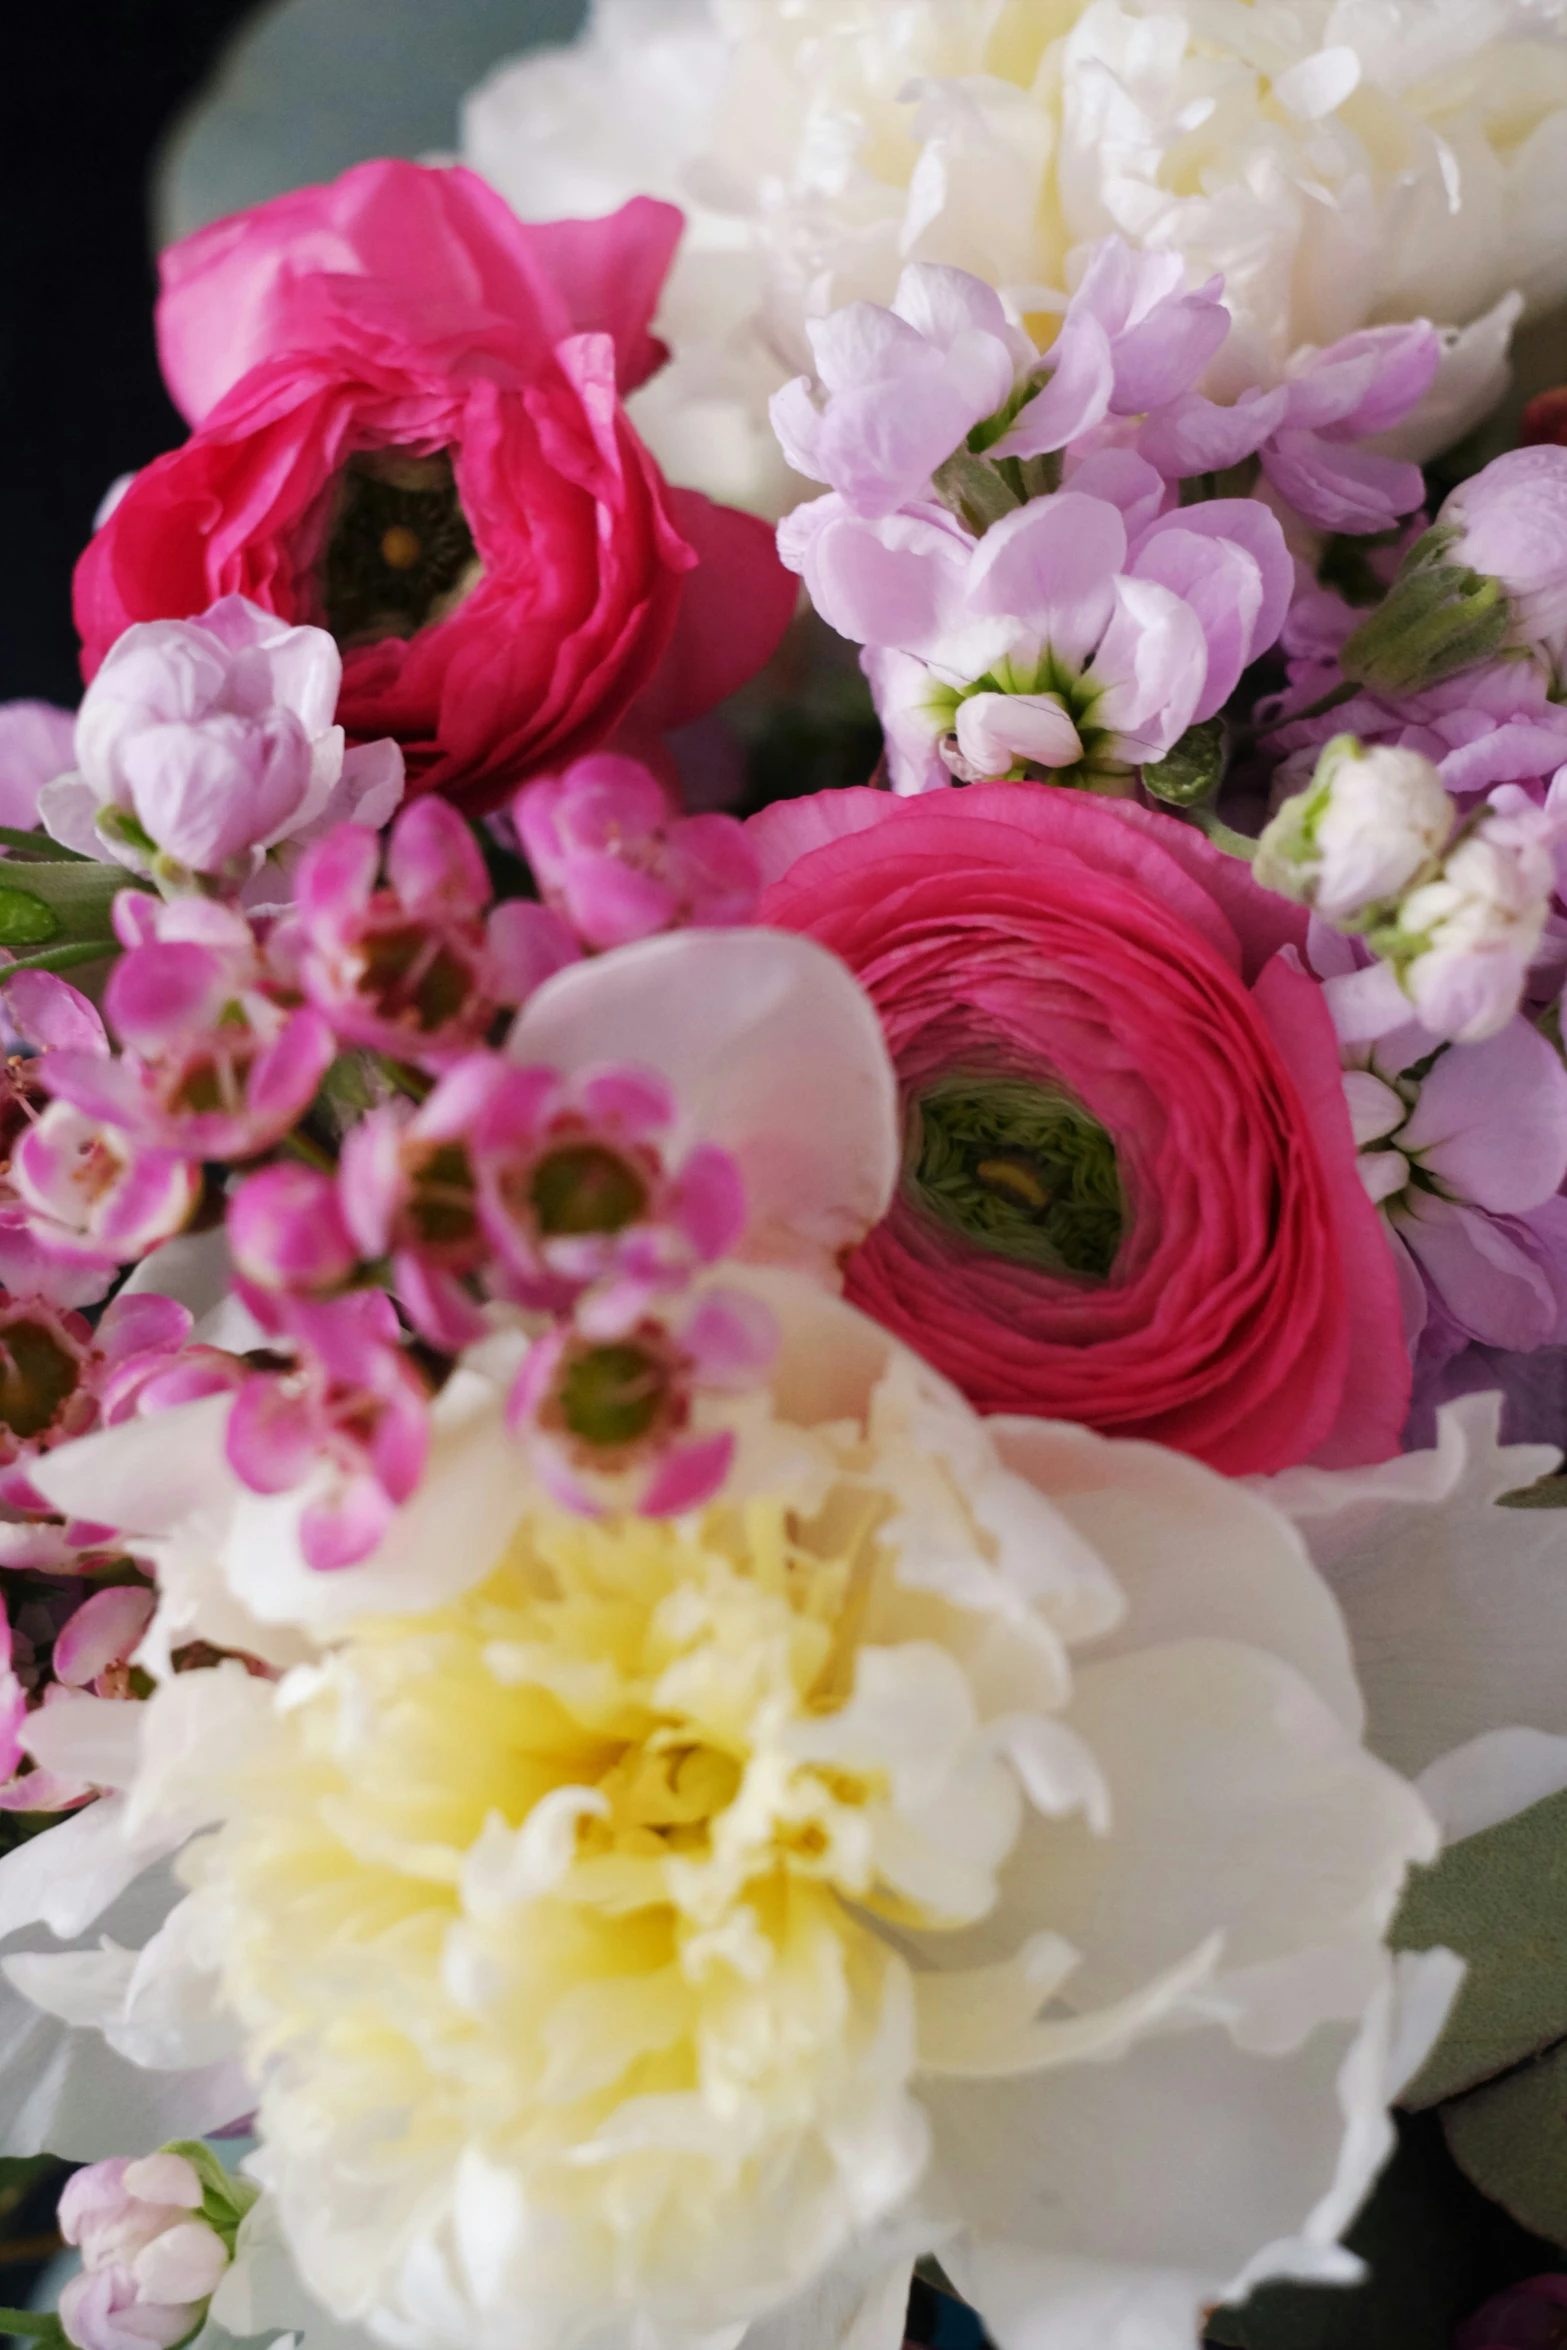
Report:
908,1073,1124,1277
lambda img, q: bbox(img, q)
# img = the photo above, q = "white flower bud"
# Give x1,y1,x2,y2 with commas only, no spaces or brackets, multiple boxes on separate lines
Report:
1255,735,1454,925
1388,798,1559,1043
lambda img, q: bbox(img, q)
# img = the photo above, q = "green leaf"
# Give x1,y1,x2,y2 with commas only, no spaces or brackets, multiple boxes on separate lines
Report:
1443,2036,1567,2246
160,2141,259,2246
0,829,89,864
1499,1470,1567,1509
0,2160,55,2195
1142,718,1227,806
0,891,59,949
1204,2112,1525,2348
0,2313,69,2345
1392,1784,1567,2106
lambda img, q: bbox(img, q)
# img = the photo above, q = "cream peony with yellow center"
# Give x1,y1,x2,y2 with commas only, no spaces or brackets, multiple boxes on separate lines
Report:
4,1272,1452,2350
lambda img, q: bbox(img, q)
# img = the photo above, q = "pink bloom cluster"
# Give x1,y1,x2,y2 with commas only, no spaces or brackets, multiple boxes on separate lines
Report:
774,241,1440,797
57,2152,240,2350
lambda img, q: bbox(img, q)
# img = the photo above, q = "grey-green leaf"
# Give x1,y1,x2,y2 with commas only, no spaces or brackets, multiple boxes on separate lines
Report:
1393,1784,1567,2107
1443,2035,1567,2246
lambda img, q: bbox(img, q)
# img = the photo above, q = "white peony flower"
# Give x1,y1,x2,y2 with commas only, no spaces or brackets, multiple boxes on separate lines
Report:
462,0,1567,515
2,1271,1444,2350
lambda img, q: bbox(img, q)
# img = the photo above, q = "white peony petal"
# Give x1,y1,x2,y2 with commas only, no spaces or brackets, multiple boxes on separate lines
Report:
507,929,900,1286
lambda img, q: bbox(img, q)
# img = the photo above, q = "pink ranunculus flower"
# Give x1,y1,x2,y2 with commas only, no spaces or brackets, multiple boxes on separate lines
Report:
38,593,403,883
754,785,1410,1477
74,161,795,816
513,752,760,950
782,470,1290,793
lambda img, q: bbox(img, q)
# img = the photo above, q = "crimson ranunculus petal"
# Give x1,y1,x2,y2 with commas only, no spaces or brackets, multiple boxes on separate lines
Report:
756,784,1409,1478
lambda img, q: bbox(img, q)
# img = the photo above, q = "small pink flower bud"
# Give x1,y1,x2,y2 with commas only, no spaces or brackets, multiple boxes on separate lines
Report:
228,1162,358,1293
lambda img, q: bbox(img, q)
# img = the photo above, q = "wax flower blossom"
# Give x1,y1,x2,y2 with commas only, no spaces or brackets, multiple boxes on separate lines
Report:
513,752,760,952
284,793,567,1068
785,470,1291,792
462,0,1559,516
74,160,794,812
754,784,1409,1476
37,594,404,888
14,1270,1446,2350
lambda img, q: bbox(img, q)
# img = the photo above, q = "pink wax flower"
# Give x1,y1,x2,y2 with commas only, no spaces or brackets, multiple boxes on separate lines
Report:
58,2153,233,2350
288,795,563,1068
38,593,403,883
0,1288,194,1507
514,753,760,950
770,242,1229,522
228,1161,358,1297
783,473,1289,791
226,1288,430,1570
508,1280,778,1518
339,1050,747,1347
1141,320,1440,533
753,784,1408,1477
29,900,333,1173
74,161,794,816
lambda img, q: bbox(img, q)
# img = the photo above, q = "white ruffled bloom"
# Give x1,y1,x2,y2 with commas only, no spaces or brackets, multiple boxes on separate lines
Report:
1256,736,1456,924
1391,790,1560,1042
4,1261,1445,2350
463,0,1567,514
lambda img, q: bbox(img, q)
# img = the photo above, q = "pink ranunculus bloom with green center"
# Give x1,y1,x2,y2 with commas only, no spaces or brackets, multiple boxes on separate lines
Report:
286,794,572,1068
781,468,1291,793
753,783,1409,1477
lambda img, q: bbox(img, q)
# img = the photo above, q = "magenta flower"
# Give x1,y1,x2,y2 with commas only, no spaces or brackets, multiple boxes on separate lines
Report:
1141,320,1441,533
227,1161,358,1297
1455,2274,1567,2349
288,795,556,1066
783,474,1289,791
339,1051,747,1346
514,752,760,950
11,1106,202,1272
34,899,334,1169
507,1280,778,1517
225,1288,430,1570
38,592,405,884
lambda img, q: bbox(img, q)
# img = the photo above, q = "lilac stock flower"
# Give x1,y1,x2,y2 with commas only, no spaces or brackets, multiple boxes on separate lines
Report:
288,795,565,1068
1141,321,1440,533
783,468,1289,791
226,1287,430,1571
514,753,761,951
0,701,75,833
1438,444,1567,676
57,2153,233,2350
770,242,1228,520
38,593,404,883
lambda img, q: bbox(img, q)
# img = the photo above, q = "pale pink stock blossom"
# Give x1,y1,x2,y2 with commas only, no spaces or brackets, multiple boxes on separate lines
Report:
514,753,760,950
37,593,404,882
770,243,1229,520
57,2154,231,2350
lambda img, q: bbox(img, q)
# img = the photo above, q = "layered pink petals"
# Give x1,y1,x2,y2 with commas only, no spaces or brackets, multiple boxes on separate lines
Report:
755,785,1409,1475
514,752,760,950
77,162,791,814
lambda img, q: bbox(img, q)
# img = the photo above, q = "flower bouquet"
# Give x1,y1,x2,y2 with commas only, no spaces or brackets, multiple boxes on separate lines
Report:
3,7,1567,2349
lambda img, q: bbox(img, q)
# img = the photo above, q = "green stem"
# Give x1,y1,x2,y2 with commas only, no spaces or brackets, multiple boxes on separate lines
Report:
279,1130,337,1173
0,941,118,977
0,828,90,863
1185,807,1259,863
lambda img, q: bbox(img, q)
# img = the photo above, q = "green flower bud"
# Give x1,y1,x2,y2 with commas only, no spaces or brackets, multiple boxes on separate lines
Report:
1339,524,1511,695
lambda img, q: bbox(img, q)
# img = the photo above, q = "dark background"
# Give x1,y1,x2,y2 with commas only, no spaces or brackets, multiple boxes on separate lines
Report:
0,2,270,708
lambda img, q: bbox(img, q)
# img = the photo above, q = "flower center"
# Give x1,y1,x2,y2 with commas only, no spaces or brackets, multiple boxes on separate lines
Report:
358,919,479,1034
529,1142,650,1237
0,1315,82,1441
557,1339,672,1450
909,1073,1123,1277
319,449,481,649
405,1141,480,1255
